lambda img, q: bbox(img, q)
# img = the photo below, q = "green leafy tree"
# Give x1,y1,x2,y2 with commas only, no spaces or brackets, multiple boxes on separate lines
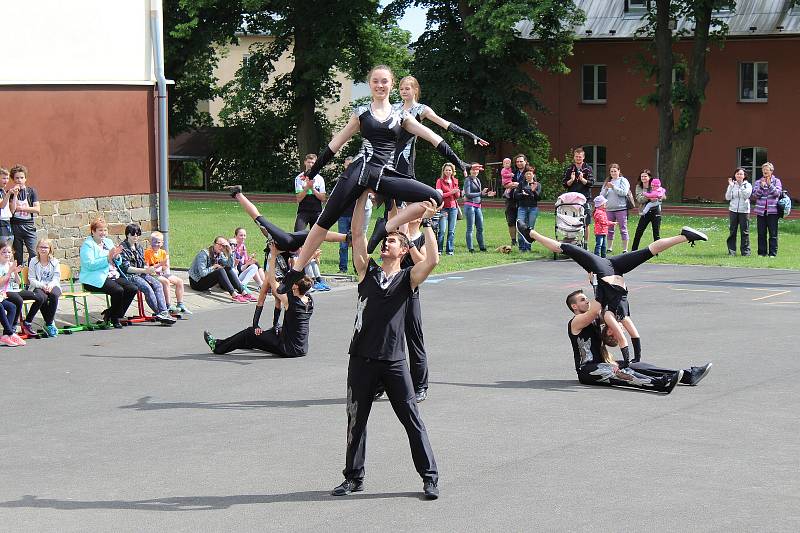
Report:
386,0,583,176
635,0,736,199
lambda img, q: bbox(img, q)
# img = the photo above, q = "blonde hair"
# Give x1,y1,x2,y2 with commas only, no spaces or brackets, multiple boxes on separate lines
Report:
440,162,456,178
36,238,54,262
399,75,420,100
150,231,164,241
0,167,9,177
761,162,774,171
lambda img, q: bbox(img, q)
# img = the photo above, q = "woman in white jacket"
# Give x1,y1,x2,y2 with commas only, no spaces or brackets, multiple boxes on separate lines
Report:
26,238,61,337
725,168,753,256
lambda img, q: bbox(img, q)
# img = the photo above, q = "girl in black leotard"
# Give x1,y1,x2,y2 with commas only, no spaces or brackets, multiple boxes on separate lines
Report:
278,65,479,294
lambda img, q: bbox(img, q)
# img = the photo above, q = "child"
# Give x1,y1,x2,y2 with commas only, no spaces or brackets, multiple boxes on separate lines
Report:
592,195,617,258
25,238,61,337
230,227,265,297
304,247,330,292
500,158,513,186
641,177,666,216
144,231,190,314
0,240,26,346
8,164,39,266
0,168,14,245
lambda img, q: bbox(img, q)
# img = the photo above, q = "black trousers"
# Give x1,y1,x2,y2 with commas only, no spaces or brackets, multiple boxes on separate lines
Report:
11,222,36,266
631,207,661,251
294,210,321,232
18,287,62,324
189,267,243,294
83,278,138,320
561,243,655,278
344,356,437,483
726,211,750,255
316,165,441,229
756,214,778,256
406,294,428,392
255,216,309,252
213,326,301,358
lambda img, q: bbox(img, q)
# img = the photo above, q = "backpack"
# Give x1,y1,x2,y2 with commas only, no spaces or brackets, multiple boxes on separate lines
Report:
777,189,791,218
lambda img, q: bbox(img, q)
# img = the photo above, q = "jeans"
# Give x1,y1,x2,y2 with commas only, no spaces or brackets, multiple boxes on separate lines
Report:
338,215,352,271
437,207,458,254
130,274,168,315
594,234,607,257
464,205,485,251
517,206,539,251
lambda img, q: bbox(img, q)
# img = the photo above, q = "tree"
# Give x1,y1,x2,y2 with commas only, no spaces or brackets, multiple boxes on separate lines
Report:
386,0,583,169
636,0,736,199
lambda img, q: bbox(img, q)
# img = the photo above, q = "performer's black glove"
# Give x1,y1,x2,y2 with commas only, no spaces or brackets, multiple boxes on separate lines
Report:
305,146,335,179
436,140,470,175
447,122,484,145
253,305,264,330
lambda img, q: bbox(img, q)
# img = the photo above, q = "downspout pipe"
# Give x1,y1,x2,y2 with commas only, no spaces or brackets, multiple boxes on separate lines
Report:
150,0,170,248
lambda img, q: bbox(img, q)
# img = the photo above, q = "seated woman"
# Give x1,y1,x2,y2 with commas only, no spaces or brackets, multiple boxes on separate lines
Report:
230,227,265,295
188,236,250,302
0,240,26,345
119,223,176,325
79,218,138,328
22,238,62,337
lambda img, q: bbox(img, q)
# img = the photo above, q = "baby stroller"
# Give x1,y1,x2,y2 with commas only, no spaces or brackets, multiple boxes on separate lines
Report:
553,192,588,259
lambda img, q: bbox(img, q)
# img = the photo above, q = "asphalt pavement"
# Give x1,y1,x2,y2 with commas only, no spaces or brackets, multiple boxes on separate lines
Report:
1,260,798,532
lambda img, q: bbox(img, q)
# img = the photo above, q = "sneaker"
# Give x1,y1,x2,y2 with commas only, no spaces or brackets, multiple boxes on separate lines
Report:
367,217,388,254
233,294,250,303
244,292,258,302
468,249,475,253
516,220,533,245
480,248,487,252
176,303,192,315
661,369,683,394
415,389,428,403
686,362,712,386
680,226,708,246
373,389,385,400
21,321,35,337
223,184,243,198
45,324,59,338
277,268,303,295
0,335,17,347
446,251,454,256
10,334,26,346
331,478,364,496
112,320,124,329
423,479,439,500
728,249,736,256
203,330,217,352
155,311,177,325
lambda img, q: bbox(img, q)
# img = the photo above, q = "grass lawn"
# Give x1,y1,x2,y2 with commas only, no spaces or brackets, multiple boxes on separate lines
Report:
168,199,800,273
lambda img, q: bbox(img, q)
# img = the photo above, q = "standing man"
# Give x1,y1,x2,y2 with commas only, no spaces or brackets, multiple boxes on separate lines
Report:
331,190,441,500
502,154,526,247
294,154,327,232
563,147,595,200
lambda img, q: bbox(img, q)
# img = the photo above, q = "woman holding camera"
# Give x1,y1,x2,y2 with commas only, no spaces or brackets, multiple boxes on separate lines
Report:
188,236,249,302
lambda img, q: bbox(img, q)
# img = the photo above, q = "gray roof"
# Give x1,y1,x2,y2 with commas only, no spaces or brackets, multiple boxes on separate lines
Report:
517,0,800,39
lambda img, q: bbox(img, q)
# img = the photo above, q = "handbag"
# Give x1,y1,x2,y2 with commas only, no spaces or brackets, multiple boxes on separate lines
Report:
456,203,464,220
625,190,636,210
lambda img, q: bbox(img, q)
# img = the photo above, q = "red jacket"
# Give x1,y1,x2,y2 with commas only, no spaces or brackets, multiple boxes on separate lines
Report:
593,207,611,236
436,177,461,209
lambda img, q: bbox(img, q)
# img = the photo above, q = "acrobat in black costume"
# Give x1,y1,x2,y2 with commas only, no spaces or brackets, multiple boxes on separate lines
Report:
519,222,708,365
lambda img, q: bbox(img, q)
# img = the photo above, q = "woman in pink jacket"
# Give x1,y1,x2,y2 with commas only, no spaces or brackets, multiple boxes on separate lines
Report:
435,163,460,255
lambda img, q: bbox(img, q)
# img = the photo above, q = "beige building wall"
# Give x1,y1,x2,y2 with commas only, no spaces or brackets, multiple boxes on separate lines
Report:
208,35,353,123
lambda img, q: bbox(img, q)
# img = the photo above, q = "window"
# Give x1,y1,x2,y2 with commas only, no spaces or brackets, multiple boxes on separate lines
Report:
625,0,649,13
582,65,607,103
739,62,768,101
672,67,685,85
737,147,767,181
582,145,607,182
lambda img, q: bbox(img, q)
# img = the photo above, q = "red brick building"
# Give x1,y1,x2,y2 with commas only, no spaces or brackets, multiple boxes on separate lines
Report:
509,0,800,201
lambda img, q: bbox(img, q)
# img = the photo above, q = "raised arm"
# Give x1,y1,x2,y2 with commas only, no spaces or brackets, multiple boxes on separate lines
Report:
303,114,361,179
420,106,489,146
350,189,371,282
402,115,481,175
263,242,286,309
570,299,602,335
410,201,440,290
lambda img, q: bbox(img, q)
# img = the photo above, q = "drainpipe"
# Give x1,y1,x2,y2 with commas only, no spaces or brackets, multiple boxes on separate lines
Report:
150,0,170,248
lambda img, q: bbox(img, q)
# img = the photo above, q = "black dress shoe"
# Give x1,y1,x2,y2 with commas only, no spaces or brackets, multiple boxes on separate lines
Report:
223,184,243,198
680,226,708,246
367,217,388,254
423,479,439,500
516,220,533,245
277,268,303,295
331,478,364,496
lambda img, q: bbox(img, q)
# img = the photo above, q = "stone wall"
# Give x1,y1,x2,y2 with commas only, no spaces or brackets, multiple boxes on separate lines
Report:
35,193,159,271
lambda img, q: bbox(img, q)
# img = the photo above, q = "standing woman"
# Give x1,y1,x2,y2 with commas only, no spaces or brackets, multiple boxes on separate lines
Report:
513,165,542,252
276,65,478,293
725,168,752,256
435,163,460,255
79,218,138,328
601,164,631,254
462,164,494,253
751,162,782,257
631,170,664,251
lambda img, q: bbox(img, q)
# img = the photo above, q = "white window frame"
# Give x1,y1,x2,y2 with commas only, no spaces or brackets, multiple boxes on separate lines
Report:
582,145,607,182
581,65,607,103
737,147,768,182
625,0,649,13
739,62,768,102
